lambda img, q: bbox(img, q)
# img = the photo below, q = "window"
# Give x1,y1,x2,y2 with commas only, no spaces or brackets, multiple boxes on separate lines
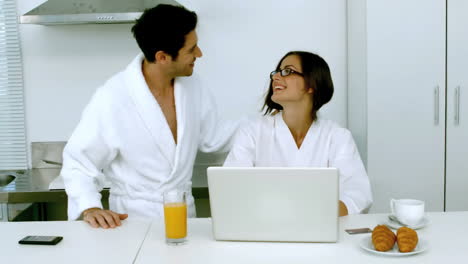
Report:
0,0,27,170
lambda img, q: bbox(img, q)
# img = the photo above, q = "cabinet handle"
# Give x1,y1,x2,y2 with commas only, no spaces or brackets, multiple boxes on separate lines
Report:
434,86,439,125
455,86,460,125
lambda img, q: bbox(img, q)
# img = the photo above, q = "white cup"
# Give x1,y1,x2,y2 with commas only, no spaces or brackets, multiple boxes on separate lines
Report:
390,199,425,226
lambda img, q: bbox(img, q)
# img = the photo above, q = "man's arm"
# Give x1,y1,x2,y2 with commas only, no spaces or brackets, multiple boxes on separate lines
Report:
82,208,128,228
223,119,256,167
61,88,124,228
197,85,239,153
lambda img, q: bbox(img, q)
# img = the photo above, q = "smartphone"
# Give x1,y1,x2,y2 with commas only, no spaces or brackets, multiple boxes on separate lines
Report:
345,228,373,235
18,236,63,245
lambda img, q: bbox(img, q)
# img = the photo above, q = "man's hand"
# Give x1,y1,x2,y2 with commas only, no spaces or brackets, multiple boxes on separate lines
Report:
83,208,128,229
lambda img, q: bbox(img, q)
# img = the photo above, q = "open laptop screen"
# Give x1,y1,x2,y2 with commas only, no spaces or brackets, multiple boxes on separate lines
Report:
207,167,339,242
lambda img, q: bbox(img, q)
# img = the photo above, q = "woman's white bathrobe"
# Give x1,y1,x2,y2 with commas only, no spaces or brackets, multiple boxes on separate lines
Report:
224,114,372,214
61,54,233,220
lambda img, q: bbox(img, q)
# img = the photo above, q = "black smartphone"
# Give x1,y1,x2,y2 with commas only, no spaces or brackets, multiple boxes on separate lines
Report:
18,236,63,245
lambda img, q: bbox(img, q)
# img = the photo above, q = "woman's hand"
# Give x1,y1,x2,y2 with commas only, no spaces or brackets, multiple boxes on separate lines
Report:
83,208,128,228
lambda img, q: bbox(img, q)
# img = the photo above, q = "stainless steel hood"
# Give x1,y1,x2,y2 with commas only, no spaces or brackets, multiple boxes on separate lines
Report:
20,0,181,25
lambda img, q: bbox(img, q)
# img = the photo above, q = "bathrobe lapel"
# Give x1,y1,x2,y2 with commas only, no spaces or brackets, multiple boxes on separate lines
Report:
274,114,300,165
172,79,185,170
125,55,176,166
274,114,316,166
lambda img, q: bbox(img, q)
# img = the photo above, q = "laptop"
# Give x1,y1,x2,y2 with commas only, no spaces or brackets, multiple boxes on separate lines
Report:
207,167,339,242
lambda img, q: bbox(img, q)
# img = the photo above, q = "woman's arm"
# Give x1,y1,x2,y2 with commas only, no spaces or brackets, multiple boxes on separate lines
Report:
330,129,373,214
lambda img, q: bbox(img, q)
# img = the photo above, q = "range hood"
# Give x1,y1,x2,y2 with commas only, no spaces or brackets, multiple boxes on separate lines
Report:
20,0,181,25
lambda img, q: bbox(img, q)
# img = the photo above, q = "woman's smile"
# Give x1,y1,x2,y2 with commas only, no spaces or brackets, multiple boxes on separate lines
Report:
273,81,286,93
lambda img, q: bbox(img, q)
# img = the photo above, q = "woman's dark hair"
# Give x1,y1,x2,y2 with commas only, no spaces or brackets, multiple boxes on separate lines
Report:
262,51,334,121
131,4,197,62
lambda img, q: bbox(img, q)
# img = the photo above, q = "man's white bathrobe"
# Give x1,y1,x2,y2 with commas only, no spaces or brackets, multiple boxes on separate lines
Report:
224,113,372,214
61,54,233,220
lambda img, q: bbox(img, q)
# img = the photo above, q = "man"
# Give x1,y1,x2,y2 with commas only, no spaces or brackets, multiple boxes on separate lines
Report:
61,4,234,228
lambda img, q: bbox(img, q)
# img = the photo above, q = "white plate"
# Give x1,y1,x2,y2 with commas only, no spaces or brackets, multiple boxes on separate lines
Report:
386,215,430,230
360,236,428,256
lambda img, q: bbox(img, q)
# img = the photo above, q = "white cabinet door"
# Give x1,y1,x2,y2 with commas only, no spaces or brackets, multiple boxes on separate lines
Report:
446,0,468,211
367,0,446,212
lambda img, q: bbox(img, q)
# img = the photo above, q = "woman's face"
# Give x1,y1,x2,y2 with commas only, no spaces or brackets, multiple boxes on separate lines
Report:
270,55,312,106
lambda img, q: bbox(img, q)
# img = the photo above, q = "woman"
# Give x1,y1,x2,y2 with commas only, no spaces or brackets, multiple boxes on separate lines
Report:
224,51,372,216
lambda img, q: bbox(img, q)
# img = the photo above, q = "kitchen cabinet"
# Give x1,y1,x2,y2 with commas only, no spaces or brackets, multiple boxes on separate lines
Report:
366,0,446,212
445,0,468,211
0,203,35,222
364,0,468,212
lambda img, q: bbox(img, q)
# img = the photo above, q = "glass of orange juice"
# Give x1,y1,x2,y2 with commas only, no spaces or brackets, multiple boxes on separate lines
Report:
163,190,187,245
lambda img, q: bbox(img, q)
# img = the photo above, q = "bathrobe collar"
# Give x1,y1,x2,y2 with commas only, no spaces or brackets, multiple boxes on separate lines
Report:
124,54,183,167
274,113,318,166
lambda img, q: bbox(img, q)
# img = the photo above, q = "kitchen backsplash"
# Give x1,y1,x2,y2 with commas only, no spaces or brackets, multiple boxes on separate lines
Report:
31,142,65,169
31,142,226,187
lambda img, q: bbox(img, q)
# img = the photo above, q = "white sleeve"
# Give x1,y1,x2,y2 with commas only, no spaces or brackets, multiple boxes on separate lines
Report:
61,90,118,220
329,129,373,214
197,85,238,153
223,119,256,167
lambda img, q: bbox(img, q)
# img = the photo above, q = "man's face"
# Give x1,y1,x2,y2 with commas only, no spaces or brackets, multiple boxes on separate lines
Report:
171,30,203,76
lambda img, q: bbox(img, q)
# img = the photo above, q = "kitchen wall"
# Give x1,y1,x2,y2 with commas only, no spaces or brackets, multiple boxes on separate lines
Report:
347,0,367,166
20,24,138,143
18,0,348,186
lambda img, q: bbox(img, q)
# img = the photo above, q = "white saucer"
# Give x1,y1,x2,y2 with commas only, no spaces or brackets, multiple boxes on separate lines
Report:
360,236,428,256
386,215,430,230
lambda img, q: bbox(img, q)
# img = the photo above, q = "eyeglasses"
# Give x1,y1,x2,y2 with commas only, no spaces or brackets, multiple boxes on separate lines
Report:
270,68,304,80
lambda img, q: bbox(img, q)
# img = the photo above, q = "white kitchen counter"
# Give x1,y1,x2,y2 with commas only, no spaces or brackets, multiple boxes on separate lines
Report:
1,212,468,263
0,219,151,264
48,175,111,190
135,212,468,264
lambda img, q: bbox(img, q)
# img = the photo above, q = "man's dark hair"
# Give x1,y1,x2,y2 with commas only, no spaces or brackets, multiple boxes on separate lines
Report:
131,4,197,62
263,51,334,121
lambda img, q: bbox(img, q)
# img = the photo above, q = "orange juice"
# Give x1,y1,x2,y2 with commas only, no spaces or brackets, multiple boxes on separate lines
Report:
164,202,187,239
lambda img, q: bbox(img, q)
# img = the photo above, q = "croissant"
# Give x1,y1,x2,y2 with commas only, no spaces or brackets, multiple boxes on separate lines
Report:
372,225,396,251
397,227,418,252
